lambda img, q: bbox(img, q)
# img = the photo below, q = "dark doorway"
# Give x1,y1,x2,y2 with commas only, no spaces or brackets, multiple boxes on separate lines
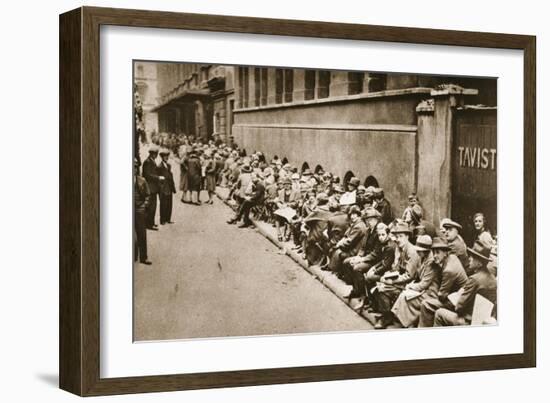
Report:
364,175,379,188
343,171,355,187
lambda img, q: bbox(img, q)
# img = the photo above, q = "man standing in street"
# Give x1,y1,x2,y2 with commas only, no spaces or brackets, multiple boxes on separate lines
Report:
142,145,162,230
158,148,176,225
134,158,152,265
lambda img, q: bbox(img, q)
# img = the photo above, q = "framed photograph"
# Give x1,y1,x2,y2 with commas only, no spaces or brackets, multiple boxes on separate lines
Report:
59,6,536,396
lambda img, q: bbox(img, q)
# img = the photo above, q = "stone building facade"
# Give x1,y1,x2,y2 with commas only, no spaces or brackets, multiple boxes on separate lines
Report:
133,61,159,139
147,63,497,242
152,63,236,143
231,67,496,240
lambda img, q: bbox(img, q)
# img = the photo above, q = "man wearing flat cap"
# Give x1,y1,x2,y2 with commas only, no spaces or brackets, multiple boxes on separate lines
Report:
433,240,497,326
441,219,470,275
418,237,469,327
142,146,162,230
134,158,151,265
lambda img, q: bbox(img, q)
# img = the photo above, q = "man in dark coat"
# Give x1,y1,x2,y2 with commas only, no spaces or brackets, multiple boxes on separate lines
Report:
142,146,161,230
418,237,469,327
134,159,151,265
344,208,383,300
158,149,176,225
186,150,203,204
329,206,367,283
374,188,393,224
434,240,497,326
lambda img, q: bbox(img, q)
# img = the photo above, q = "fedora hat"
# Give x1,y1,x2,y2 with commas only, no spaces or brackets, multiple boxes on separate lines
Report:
391,222,412,234
363,207,382,220
414,235,432,251
348,177,360,187
347,205,362,217
467,240,492,262
148,145,159,154
431,237,451,251
241,165,252,173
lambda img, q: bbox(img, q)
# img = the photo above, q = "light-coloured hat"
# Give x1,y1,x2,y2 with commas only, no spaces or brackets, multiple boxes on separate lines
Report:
391,222,412,234
414,235,432,251
442,219,463,230
431,237,451,251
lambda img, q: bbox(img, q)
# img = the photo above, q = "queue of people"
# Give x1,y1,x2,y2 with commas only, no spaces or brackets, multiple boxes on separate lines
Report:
136,133,498,330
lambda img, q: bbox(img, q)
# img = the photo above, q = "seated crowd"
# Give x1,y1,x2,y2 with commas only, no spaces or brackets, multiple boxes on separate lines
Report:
151,133,499,330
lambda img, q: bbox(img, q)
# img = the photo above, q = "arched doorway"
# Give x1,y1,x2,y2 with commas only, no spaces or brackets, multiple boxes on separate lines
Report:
364,175,379,188
343,171,355,188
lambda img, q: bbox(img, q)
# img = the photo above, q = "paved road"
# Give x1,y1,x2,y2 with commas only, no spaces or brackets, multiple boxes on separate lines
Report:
134,161,372,341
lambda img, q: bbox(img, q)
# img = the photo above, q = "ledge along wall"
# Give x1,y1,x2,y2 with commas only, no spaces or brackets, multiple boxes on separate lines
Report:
233,90,428,216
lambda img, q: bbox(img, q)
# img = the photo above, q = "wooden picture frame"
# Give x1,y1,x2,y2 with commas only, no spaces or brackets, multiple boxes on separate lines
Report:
59,6,536,396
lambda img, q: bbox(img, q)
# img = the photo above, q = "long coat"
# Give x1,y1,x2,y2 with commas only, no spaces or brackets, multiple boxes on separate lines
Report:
204,159,217,192
448,235,470,275
374,241,419,314
392,252,441,327
186,156,202,191
157,161,176,195
338,219,368,257
142,157,161,194
179,157,189,192
438,253,469,301
456,269,497,318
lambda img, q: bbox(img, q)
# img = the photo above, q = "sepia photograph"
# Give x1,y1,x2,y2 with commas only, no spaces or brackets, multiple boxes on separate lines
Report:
132,61,498,342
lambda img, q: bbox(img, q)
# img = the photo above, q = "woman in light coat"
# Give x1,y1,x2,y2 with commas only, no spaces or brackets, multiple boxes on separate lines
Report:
391,235,441,328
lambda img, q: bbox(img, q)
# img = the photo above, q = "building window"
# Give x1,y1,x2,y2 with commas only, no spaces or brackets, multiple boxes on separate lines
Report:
343,171,355,188
238,67,250,108
368,73,387,92
364,175,379,188
260,68,268,106
284,69,293,103
348,72,364,95
317,70,331,99
304,70,316,100
237,68,244,108
229,99,235,132
275,69,284,104
254,68,261,107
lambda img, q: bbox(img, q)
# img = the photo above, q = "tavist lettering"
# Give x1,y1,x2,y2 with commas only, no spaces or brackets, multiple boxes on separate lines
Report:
457,146,496,170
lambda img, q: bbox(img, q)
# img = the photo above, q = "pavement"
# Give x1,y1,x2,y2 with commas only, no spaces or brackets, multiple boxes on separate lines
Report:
215,187,383,327
134,155,374,341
